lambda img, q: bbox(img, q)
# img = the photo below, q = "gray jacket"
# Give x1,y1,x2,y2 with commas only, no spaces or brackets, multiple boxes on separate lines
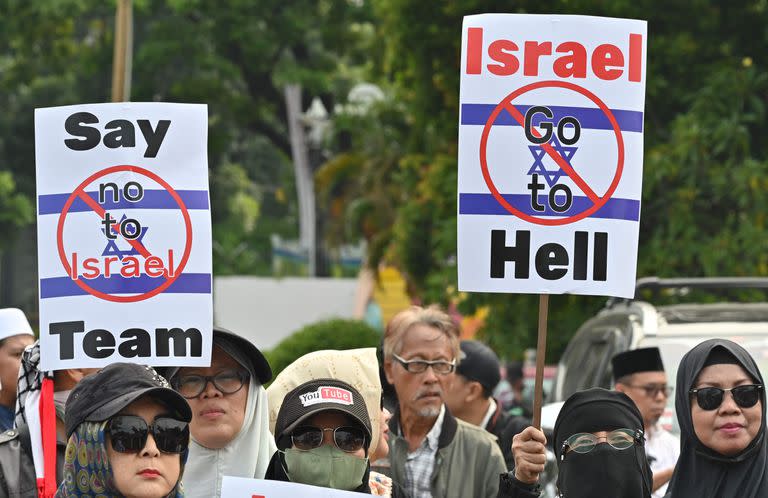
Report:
388,407,507,498
0,424,65,498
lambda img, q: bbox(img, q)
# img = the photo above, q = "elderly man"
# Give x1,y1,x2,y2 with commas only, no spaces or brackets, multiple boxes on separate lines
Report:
383,306,506,498
0,309,35,430
444,340,529,470
613,347,679,498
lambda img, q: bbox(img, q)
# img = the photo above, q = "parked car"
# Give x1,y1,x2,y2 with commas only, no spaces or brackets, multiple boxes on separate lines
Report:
537,277,768,497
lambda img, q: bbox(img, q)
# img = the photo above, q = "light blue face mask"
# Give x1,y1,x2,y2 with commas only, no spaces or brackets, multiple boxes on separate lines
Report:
283,445,369,491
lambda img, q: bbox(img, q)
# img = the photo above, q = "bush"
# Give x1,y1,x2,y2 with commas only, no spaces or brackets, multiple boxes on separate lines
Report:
265,318,381,379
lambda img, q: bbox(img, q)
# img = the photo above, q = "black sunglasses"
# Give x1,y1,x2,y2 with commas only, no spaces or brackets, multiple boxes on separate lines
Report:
172,370,250,399
689,384,763,411
291,425,366,453
107,415,189,454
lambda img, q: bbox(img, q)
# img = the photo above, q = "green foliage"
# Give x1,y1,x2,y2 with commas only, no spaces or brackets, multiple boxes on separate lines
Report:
329,0,768,361
0,171,34,248
264,318,381,379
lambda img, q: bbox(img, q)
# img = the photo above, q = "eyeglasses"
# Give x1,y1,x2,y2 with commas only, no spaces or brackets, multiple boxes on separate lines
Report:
689,384,763,411
392,353,455,375
626,384,674,398
562,428,643,458
107,415,189,454
171,370,250,399
291,426,367,453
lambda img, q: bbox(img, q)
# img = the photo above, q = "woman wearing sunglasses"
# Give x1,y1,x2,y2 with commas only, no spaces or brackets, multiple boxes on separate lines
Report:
56,363,191,498
167,327,275,498
665,339,766,498
265,378,373,492
501,388,652,498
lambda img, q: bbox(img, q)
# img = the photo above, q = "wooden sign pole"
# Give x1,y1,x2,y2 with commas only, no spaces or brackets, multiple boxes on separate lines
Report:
532,293,549,429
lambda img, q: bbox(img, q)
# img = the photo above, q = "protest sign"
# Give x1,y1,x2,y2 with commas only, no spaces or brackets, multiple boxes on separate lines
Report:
457,14,647,299
221,477,363,498
35,103,212,370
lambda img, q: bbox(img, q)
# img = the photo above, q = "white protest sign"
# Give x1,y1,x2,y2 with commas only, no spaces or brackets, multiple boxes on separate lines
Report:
220,477,364,498
35,103,212,370
457,14,647,298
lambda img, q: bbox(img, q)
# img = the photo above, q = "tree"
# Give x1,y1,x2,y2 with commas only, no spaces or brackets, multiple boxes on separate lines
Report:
326,0,768,360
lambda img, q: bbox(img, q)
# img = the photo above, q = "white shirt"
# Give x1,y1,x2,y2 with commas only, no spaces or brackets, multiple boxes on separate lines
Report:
645,425,680,498
480,398,497,429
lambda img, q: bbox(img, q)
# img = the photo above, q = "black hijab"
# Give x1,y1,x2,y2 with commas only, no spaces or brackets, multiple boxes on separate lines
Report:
553,388,652,498
666,339,767,498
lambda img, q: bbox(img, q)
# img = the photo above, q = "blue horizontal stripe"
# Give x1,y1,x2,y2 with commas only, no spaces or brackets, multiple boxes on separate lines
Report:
459,193,640,221
460,104,644,133
38,190,209,215
40,273,212,299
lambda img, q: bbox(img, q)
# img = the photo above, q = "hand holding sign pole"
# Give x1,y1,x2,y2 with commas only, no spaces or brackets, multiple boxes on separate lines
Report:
457,14,647,428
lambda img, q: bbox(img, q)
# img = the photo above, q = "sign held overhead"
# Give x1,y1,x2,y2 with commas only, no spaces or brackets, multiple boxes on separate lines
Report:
457,14,647,298
36,102,213,370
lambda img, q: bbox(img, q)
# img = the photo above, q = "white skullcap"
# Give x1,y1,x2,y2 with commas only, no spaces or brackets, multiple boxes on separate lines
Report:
0,308,34,341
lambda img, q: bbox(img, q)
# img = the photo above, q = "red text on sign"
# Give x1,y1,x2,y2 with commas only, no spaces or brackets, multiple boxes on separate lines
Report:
465,28,643,82
69,250,175,280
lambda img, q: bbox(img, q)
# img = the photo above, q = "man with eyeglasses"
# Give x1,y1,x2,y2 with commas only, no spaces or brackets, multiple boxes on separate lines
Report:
612,347,679,498
383,306,506,498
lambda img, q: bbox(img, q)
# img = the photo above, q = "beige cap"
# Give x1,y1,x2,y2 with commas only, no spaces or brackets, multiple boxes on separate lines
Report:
267,348,382,455
0,308,34,341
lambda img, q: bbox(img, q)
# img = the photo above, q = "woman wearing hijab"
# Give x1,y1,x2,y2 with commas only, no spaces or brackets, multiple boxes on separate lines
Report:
266,347,394,496
499,388,652,498
665,338,766,498
167,327,276,498
56,363,191,498
265,378,373,492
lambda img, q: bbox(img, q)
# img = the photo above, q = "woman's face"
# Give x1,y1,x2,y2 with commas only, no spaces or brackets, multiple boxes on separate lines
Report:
691,363,762,456
370,407,392,461
176,346,250,449
107,397,182,498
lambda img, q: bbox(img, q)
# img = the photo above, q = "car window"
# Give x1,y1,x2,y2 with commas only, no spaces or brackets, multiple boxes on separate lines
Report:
556,326,624,401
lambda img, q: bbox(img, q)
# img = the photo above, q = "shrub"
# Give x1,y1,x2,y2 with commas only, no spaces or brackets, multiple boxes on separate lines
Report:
265,318,381,379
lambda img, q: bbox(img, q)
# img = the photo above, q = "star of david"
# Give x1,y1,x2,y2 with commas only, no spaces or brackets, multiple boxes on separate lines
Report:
527,135,578,188
101,214,149,258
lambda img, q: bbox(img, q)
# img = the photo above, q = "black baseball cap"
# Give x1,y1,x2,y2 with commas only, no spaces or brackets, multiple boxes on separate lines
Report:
274,378,372,449
456,340,501,394
65,363,192,438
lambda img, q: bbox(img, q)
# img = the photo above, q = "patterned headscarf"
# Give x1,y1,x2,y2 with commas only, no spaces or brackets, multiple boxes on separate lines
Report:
55,421,186,498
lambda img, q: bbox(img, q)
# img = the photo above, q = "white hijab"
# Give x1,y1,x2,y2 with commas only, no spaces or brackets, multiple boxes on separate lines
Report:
180,352,277,498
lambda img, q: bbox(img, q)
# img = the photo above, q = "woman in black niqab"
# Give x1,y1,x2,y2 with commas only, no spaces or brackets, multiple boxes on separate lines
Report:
553,388,652,498
666,339,767,498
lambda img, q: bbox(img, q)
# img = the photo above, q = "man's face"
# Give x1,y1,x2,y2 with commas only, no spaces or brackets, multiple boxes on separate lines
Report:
0,334,34,407
385,324,455,419
616,371,669,427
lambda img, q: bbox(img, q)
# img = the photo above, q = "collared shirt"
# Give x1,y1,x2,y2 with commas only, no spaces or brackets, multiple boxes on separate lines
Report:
403,405,445,498
0,406,13,432
480,398,497,430
645,424,680,498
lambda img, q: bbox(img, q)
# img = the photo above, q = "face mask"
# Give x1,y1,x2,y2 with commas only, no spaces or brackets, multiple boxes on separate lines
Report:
557,444,649,498
283,445,368,491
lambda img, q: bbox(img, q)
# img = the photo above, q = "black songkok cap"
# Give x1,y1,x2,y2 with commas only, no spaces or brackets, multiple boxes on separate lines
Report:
456,340,501,394
612,347,665,381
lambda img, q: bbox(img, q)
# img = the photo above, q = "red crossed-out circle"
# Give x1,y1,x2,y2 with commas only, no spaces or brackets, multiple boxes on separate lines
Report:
56,165,193,303
479,80,625,225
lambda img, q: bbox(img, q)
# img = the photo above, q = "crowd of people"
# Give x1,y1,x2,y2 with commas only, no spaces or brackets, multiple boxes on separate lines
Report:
0,305,763,498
